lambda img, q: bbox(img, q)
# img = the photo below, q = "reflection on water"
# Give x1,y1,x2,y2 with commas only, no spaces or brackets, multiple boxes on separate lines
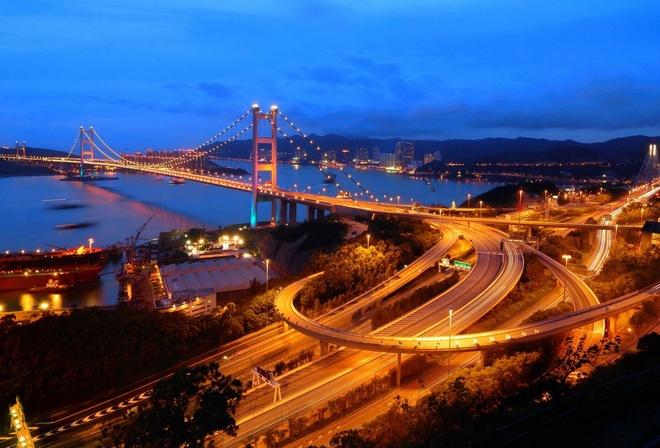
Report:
19,294,34,312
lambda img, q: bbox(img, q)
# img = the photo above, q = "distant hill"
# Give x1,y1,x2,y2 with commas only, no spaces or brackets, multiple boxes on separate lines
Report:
283,134,658,166
3,135,657,176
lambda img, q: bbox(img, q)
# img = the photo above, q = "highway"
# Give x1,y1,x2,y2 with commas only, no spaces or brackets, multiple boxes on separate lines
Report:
4,165,655,446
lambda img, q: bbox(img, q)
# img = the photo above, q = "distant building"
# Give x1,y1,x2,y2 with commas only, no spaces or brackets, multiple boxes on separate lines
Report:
424,151,442,164
379,153,397,168
323,150,337,163
355,147,369,164
372,147,380,163
396,141,415,168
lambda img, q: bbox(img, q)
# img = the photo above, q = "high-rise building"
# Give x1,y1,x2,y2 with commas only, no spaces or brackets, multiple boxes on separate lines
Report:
396,141,415,168
356,147,369,164
372,147,380,163
379,153,397,167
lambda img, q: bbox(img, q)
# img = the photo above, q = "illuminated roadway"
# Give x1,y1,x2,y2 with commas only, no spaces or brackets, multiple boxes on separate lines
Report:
3,158,654,446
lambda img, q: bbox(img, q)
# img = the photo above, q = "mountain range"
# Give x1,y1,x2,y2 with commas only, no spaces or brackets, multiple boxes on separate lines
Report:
3,134,658,167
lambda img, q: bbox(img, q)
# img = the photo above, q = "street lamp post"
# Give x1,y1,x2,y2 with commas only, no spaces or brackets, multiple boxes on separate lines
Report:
467,193,471,211
397,195,400,206
88,238,94,250
479,200,483,218
265,259,270,292
562,254,572,302
518,190,523,225
448,308,453,374
366,233,371,248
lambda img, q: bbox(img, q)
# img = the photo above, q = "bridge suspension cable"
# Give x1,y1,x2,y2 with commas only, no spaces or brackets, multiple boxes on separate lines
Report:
272,110,374,201
151,108,254,170
64,132,81,160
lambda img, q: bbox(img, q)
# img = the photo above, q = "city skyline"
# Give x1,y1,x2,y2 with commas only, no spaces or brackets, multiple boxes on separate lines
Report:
2,1,660,152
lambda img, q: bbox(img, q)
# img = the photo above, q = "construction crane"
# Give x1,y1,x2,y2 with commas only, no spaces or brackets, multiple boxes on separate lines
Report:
129,212,158,261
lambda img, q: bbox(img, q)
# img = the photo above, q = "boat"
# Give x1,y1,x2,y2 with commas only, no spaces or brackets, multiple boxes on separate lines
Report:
27,278,73,293
55,222,95,229
0,244,108,292
168,177,185,184
59,174,118,182
323,173,337,184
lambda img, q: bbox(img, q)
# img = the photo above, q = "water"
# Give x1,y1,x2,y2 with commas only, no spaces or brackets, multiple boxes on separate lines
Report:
0,163,503,311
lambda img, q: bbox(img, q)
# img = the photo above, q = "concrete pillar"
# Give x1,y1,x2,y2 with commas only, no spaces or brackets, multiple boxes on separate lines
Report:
480,350,487,367
396,353,401,387
279,200,288,226
607,315,617,333
320,340,329,356
289,202,297,224
307,206,316,222
271,198,278,226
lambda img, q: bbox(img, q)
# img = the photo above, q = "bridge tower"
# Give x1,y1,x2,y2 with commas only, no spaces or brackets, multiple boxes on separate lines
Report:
250,105,279,228
79,127,95,177
633,143,659,190
15,141,26,157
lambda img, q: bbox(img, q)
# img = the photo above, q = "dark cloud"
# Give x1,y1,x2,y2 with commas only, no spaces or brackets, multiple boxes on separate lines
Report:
197,81,233,99
467,78,660,132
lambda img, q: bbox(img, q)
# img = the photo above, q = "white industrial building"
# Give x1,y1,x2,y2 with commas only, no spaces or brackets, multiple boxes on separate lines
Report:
156,255,272,309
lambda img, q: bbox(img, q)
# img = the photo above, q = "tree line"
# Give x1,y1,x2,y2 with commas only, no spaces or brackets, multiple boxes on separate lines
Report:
297,216,440,316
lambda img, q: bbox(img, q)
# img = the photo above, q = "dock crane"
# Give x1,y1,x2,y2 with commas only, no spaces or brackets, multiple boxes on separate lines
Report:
129,212,158,261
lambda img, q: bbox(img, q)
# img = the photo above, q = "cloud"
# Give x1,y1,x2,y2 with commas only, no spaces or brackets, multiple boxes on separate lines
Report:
467,77,660,132
197,82,233,99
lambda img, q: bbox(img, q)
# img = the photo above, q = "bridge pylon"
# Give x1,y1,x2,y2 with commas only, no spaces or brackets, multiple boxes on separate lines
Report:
633,142,659,190
80,127,95,177
251,105,279,229
15,141,25,157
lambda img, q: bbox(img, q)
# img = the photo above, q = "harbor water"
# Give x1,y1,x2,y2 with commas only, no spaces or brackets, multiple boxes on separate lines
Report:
0,162,503,311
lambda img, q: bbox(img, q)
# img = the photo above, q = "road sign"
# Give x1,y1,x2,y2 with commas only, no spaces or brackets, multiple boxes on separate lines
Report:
454,260,472,270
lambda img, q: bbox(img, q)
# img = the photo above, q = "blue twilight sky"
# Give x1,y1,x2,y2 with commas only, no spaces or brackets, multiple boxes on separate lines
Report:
2,1,660,152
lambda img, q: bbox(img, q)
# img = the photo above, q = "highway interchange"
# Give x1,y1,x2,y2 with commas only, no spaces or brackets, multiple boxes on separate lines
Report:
4,177,658,448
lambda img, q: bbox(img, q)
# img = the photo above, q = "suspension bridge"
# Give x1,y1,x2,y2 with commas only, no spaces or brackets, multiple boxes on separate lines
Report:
2,105,392,230
1,105,657,231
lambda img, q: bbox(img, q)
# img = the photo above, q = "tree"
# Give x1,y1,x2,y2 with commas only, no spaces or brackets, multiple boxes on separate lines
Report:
329,429,375,448
105,362,243,447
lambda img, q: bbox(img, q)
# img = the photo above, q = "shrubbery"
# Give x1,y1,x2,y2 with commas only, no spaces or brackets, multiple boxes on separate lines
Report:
371,270,460,329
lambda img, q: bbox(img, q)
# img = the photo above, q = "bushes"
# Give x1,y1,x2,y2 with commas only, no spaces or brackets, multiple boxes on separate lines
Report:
371,271,460,329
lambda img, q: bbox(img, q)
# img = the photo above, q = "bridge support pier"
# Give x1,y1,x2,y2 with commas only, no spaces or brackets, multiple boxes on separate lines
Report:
307,206,325,221
279,200,298,226
289,202,297,224
396,353,402,387
271,199,278,226
607,315,617,333
320,340,330,356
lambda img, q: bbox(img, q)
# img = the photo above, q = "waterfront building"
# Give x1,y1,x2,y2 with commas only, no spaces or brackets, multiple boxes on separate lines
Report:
355,147,369,165
379,152,397,168
157,255,271,305
372,147,380,164
424,150,442,164
396,141,415,168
